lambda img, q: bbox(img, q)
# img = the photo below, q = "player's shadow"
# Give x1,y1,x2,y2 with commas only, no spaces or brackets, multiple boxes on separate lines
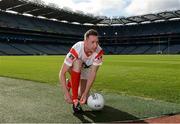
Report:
73,105,146,123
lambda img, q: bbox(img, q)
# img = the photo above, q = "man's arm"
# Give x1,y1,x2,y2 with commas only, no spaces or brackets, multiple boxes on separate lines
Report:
80,65,99,104
59,63,72,103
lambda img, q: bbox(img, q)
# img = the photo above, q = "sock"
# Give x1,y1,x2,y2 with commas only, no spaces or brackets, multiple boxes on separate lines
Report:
71,69,80,104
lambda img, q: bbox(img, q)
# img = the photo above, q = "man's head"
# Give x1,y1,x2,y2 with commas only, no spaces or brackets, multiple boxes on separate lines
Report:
84,29,99,55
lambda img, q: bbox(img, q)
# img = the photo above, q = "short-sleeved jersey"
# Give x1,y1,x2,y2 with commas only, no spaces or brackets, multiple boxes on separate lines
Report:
64,41,104,67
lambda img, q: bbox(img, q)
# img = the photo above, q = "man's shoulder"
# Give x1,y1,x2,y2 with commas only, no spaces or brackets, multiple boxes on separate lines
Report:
73,41,84,46
72,41,84,49
96,45,103,54
94,45,104,58
70,41,84,56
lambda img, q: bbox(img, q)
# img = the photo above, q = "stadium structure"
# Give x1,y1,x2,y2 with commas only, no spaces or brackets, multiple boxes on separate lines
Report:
0,0,180,55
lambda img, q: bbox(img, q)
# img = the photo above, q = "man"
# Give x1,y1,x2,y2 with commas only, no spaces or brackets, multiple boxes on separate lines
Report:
59,29,104,113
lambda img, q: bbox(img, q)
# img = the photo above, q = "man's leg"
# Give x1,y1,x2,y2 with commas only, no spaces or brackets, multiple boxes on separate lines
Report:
79,79,90,104
79,79,87,98
70,59,82,107
79,67,91,104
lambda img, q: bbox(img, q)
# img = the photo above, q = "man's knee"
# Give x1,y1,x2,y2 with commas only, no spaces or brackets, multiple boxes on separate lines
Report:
72,59,83,72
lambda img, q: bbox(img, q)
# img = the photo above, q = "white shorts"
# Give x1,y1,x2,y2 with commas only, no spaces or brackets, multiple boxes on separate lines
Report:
80,66,92,80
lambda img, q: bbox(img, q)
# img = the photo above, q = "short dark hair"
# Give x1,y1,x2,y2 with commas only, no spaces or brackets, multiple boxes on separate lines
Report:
84,29,98,40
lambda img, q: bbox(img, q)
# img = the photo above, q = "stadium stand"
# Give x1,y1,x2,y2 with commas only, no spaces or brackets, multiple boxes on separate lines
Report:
130,45,151,54
0,42,25,55
163,44,180,54
121,46,137,54
144,44,166,54
0,0,180,55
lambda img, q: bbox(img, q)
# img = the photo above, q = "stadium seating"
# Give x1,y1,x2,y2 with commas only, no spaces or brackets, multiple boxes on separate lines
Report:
163,44,180,54
10,43,42,55
0,10,180,55
145,44,167,54
120,46,137,54
2,10,180,38
0,42,26,55
131,45,151,54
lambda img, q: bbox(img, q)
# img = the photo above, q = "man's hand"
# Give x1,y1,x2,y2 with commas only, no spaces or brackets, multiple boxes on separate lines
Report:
80,92,88,104
64,92,73,104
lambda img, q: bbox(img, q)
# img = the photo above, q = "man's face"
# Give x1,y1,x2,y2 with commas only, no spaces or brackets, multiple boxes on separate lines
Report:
85,35,99,53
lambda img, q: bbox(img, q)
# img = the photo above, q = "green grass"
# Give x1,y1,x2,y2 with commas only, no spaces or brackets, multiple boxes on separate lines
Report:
0,55,180,103
1,77,180,122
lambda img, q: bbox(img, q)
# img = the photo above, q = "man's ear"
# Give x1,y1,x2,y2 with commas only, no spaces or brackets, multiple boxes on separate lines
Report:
84,40,88,46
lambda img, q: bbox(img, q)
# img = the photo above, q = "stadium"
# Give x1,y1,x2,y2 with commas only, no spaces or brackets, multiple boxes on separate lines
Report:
0,0,180,123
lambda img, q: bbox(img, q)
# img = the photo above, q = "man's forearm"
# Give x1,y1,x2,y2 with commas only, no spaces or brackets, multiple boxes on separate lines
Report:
59,63,71,94
59,72,69,94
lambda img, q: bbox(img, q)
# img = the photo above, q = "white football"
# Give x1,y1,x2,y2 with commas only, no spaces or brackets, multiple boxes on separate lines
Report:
87,93,105,110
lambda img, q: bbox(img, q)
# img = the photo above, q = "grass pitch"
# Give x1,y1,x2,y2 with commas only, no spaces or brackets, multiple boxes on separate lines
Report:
0,55,180,104
0,77,179,123
0,55,180,122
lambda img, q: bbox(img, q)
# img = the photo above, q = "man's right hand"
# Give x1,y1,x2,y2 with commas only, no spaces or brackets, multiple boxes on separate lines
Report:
64,92,73,104
80,92,87,105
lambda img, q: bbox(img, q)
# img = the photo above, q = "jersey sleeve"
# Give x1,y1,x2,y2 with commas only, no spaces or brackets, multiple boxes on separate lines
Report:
93,50,104,66
64,42,81,66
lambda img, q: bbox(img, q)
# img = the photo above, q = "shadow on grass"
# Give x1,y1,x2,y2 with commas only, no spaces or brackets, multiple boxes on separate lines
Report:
73,105,146,123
